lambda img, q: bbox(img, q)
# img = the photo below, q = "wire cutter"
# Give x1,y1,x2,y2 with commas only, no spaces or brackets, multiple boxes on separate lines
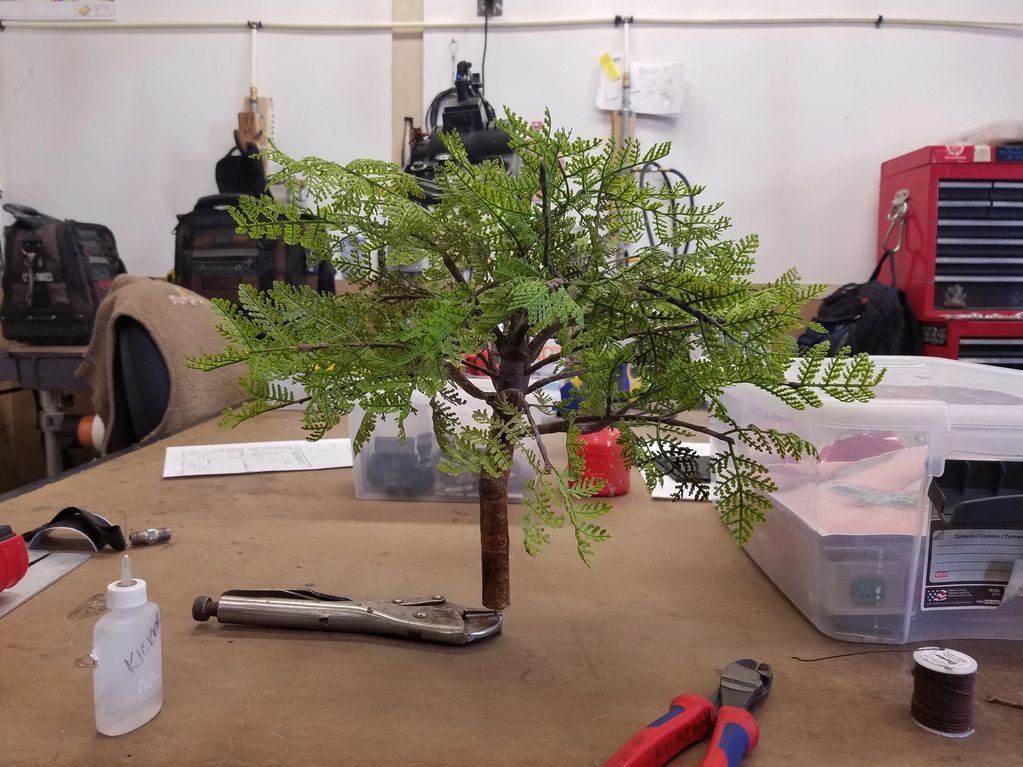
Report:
604,659,772,767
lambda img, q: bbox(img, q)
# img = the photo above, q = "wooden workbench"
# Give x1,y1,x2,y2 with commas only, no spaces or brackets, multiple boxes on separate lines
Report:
0,413,1020,766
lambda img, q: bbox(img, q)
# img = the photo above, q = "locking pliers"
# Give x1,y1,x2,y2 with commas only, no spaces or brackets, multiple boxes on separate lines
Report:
192,589,502,645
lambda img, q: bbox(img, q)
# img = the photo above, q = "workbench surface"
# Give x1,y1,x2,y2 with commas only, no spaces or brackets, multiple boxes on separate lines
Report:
1,413,1020,766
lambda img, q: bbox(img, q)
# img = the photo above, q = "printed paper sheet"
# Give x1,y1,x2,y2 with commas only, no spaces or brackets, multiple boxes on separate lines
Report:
163,439,352,478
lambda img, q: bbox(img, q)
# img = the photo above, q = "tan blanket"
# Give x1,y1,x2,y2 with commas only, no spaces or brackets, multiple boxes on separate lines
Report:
77,276,246,453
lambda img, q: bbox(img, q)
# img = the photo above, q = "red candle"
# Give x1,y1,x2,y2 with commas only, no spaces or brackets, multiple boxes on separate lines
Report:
576,427,630,497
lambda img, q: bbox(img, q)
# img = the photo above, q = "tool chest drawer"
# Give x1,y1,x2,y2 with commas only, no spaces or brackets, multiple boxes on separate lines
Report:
716,355,1023,644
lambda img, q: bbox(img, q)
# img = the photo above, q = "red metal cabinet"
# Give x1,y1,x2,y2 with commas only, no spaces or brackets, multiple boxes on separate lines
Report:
879,145,1023,368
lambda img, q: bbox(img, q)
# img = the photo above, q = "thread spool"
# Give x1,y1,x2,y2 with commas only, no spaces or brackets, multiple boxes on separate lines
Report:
910,647,977,738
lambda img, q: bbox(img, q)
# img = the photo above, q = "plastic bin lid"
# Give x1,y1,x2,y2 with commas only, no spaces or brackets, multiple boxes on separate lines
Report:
722,357,1023,473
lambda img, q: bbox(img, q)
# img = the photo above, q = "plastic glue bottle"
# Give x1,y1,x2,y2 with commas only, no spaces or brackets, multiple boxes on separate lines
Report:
92,553,163,735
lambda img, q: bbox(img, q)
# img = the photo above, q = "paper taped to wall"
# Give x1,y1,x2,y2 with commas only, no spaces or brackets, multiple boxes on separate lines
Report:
596,60,687,116
0,1,116,21
163,439,353,478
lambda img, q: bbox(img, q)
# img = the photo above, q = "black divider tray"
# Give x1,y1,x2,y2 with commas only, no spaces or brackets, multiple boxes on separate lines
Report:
928,459,1023,528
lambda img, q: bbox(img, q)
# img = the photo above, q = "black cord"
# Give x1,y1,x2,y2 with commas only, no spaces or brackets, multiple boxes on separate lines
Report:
637,162,696,258
481,11,490,99
425,87,455,133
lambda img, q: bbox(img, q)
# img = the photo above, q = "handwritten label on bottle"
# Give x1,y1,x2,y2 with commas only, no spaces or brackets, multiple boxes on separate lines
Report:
122,612,161,675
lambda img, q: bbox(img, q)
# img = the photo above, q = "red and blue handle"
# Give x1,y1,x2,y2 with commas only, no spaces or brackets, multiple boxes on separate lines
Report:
603,693,715,767
699,706,759,767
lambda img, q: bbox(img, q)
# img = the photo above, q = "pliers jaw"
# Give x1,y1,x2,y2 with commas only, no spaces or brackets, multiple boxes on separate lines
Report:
711,659,773,711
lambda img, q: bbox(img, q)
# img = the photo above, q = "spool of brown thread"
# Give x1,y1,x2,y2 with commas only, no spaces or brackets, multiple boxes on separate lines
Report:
910,647,977,738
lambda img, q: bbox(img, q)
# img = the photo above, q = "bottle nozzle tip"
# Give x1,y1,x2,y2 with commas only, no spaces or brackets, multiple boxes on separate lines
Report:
119,553,134,587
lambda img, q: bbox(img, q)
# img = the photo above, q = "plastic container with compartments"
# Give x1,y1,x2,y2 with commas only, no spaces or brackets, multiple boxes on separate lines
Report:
713,356,1023,644
348,381,540,504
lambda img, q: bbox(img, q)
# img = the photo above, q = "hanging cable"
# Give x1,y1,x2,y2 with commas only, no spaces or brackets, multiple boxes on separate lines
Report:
638,162,695,258
481,11,490,98
248,20,260,96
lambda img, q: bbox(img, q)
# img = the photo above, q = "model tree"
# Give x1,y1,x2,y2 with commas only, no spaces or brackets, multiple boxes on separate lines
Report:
192,112,880,610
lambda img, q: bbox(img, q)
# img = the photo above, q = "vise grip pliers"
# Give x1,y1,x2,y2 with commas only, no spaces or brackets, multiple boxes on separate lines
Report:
192,589,502,645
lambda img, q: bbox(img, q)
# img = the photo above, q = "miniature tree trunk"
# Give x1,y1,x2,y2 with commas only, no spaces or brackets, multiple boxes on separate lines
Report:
478,463,512,610
478,310,531,609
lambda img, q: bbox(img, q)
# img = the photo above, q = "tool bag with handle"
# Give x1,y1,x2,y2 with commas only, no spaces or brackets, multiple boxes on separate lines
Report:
798,188,921,357
797,248,922,356
0,203,125,345
173,194,335,305
215,141,265,197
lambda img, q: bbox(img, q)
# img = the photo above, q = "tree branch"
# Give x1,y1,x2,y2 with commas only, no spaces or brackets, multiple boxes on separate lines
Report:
528,320,564,358
446,363,496,403
239,341,410,355
441,252,468,284
539,160,561,278
537,413,734,444
638,284,758,353
505,308,530,352
374,293,429,302
526,367,587,393
526,350,563,375
462,358,498,378
523,403,553,473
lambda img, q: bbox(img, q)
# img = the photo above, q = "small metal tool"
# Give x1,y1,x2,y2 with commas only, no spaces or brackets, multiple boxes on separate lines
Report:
128,528,172,546
192,589,502,645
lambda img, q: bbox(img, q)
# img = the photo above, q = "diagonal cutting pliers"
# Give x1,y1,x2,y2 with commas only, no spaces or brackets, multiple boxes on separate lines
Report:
603,659,773,767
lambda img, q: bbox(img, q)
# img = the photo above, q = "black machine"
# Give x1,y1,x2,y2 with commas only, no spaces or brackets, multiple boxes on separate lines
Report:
404,61,518,203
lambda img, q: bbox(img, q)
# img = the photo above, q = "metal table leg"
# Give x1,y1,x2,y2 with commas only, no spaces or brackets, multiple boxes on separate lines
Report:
37,389,67,477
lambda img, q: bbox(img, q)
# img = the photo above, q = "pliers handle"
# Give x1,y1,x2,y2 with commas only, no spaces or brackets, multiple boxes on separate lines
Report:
603,696,760,767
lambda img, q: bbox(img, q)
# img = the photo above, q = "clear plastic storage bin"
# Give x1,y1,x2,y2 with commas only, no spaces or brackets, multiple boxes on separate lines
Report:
715,356,1023,644
348,383,537,504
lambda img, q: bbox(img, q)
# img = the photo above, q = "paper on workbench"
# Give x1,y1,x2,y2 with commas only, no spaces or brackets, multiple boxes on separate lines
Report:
163,439,352,478
648,441,714,501
650,478,717,502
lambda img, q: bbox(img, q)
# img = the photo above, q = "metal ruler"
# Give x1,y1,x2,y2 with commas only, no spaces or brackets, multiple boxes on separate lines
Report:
0,550,92,619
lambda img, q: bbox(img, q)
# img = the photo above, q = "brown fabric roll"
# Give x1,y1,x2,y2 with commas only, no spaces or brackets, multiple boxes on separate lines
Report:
77,276,247,454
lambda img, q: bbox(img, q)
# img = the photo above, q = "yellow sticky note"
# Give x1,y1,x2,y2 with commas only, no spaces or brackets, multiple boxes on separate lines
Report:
600,53,621,82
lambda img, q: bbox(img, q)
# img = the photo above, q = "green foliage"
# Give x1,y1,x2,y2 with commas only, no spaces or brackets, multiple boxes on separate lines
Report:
190,108,881,565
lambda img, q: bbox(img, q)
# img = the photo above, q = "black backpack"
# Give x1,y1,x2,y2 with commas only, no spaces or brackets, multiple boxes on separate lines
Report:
1,203,126,345
798,249,921,356
173,194,335,304
215,141,266,197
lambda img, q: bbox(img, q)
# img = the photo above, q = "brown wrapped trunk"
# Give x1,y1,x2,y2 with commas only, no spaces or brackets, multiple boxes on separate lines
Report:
479,463,512,610
478,309,530,610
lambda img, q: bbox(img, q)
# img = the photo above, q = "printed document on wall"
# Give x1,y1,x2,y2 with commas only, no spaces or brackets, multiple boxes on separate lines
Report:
0,1,116,20
596,61,687,116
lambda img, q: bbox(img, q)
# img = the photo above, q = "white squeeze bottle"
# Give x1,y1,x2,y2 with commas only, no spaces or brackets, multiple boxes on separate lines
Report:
92,553,163,735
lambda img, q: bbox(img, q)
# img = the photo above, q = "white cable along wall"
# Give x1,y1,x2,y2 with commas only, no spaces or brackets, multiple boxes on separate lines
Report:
3,15,1023,31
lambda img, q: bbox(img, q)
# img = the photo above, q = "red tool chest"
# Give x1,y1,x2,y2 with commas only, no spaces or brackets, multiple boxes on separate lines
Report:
879,145,1023,369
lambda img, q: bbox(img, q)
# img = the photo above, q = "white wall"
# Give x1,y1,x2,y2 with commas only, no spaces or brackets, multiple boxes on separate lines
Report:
423,0,1023,284
3,1,1022,285
0,0,391,277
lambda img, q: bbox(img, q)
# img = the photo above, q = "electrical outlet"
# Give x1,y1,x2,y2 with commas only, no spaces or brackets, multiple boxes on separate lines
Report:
477,0,503,17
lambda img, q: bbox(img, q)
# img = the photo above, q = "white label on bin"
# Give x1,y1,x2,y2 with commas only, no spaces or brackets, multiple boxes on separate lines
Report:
921,527,1023,610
